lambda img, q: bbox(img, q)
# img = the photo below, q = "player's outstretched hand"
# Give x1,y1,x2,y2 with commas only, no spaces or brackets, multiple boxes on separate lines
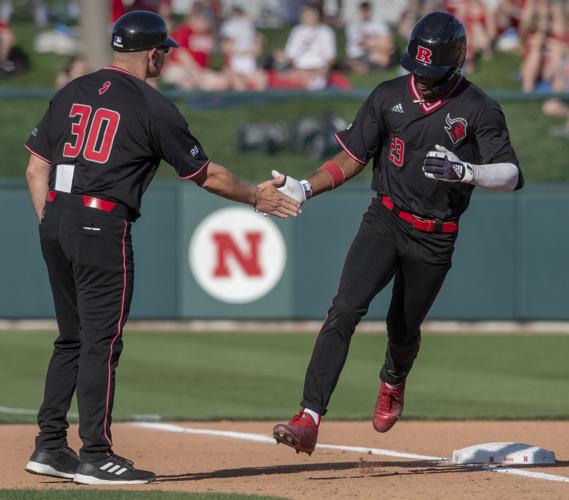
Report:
271,170,306,204
254,175,302,218
423,145,473,184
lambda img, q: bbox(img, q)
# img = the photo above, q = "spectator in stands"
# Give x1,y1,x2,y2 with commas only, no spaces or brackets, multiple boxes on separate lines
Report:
161,8,229,90
399,0,444,39
55,54,87,88
519,0,567,92
111,0,171,23
271,3,336,90
445,0,496,71
542,21,569,137
494,0,525,52
220,5,267,91
0,18,15,77
1,0,47,27
345,1,395,74
190,0,223,28
542,95,569,138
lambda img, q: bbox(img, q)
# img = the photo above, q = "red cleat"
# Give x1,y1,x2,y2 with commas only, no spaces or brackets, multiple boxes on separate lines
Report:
273,410,319,456
373,379,406,433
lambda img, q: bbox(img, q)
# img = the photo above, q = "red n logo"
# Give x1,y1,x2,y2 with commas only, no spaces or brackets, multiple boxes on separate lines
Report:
212,232,263,277
416,45,433,64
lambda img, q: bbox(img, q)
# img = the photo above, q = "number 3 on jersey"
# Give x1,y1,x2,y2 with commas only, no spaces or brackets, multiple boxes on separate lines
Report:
389,136,405,168
63,104,120,164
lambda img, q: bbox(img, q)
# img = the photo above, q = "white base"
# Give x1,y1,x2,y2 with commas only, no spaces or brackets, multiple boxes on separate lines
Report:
452,442,556,465
25,461,75,479
73,473,153,485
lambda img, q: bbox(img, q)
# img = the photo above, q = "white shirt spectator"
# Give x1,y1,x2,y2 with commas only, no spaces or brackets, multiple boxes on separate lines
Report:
220,15,257,75
346,18,390,59
284,24,336,70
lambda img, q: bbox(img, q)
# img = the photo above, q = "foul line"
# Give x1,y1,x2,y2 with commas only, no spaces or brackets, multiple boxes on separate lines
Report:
134,422,569,485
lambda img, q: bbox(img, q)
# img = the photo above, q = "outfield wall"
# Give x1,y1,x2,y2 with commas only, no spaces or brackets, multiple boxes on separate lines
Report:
2,181,568,320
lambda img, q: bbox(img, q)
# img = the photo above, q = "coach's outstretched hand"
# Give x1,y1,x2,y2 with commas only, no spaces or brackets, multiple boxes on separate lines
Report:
254,175,301,218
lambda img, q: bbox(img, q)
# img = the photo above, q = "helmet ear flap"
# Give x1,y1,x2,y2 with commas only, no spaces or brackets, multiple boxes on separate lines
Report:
455,37,467,73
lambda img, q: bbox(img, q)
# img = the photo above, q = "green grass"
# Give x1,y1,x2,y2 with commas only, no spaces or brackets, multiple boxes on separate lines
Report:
0,491,280,500
2,95,568,182
0,22,71,87
1,331,568,422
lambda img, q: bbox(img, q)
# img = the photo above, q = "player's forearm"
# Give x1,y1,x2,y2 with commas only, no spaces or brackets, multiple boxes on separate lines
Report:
199,161,300,218
423,146,522,192
306,151,365,198
470,162,520,192
199,161,257,205
26,156,50,220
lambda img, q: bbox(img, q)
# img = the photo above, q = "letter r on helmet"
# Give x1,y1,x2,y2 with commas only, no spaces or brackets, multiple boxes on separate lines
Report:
416,45,432,64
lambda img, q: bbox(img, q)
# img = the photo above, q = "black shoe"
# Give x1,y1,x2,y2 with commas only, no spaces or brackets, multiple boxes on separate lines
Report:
73,454,156,485
25,446,79,479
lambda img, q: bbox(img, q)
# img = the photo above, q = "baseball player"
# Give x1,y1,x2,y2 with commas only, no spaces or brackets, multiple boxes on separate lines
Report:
272,12,523,455
24,11,299,485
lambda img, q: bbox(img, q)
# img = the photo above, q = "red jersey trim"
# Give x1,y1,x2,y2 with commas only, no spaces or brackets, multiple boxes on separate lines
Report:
103,66,138,78
179,159,211,180
334,133,366,165
409,74,463,115
25,145,51,164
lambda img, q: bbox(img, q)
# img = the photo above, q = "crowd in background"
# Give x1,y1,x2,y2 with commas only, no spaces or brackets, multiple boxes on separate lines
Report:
0,0,568,132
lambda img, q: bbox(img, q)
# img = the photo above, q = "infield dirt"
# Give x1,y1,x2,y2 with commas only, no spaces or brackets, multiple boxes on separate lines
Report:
2,421,568,499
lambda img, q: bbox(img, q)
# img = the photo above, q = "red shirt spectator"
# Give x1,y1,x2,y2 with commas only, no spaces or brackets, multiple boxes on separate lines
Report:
169,15,214,68
111,0,171,22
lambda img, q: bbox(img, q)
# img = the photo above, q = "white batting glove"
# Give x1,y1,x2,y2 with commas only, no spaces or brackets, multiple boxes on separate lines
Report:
271,170,311,205
423,145,474,184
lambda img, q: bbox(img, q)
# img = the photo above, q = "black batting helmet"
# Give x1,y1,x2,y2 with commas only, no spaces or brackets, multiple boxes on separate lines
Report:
401,12,466,79
111,10,179,52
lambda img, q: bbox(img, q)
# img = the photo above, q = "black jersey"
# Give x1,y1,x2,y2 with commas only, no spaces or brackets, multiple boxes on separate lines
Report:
336,74,522,220
25,66,209,218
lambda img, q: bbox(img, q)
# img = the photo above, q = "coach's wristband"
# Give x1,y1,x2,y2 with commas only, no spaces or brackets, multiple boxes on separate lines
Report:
319,161,346,189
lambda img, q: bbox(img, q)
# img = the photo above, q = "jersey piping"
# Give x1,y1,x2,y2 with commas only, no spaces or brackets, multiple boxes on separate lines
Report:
409,74,464,114
334,132,366,165
179,159,211,180
25,144,51,164
102,66,139,78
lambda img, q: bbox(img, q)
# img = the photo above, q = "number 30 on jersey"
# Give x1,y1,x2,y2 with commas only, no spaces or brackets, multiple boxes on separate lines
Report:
63,104,121,164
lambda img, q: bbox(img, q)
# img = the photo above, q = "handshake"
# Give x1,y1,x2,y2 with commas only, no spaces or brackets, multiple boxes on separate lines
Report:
271,170,312,205
254,170,311,219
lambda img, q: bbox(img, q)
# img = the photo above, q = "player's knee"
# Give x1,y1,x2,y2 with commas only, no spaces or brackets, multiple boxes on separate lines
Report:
320,298,367,339
387,315,421,341
329,297,367,325
79,331,124,356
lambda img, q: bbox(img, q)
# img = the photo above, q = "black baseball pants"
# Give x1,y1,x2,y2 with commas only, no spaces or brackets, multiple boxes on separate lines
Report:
301,198,456,415
36,199,133,462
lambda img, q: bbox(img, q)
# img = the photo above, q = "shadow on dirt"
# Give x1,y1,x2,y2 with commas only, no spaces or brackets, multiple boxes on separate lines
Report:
156,459,569,483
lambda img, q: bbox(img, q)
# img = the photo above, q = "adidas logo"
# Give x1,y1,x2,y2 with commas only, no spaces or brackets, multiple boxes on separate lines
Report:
100,462,128,476
391,103,404,113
